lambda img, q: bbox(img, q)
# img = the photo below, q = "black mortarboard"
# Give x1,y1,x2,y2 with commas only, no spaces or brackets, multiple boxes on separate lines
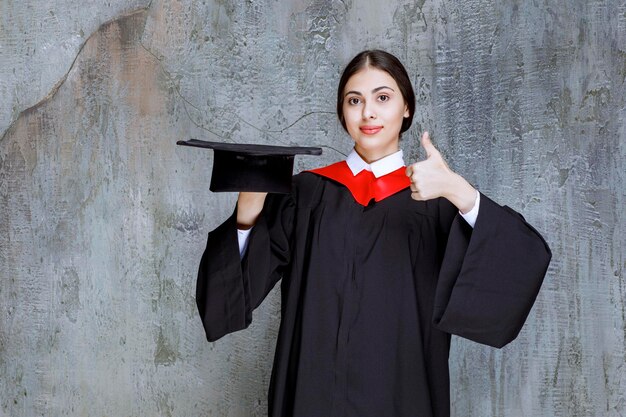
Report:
177,139,323,193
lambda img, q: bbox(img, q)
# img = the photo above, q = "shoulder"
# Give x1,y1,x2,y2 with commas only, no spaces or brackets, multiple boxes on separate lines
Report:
293,170,324,188
289,169,342,208
292,161,346,190
292,171,326,198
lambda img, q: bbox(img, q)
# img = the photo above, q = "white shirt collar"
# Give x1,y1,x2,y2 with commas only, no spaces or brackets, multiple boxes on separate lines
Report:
346,149,405,178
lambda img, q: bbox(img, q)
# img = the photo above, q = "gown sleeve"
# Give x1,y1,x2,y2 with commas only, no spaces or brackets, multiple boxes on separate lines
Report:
432,191,552,348
196,193,295,342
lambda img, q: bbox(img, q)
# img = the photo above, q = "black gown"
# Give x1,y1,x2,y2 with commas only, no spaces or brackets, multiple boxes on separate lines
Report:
196,171,551,417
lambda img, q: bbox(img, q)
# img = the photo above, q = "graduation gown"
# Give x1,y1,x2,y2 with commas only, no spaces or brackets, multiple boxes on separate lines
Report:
196,170,551,417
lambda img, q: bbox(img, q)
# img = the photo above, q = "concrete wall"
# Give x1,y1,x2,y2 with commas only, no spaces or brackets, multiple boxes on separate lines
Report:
1,0,624,416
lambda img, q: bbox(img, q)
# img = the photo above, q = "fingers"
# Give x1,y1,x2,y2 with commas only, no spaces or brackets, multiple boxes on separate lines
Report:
407,163,432,201
406,162,426,201
410,190,425,201
420,131,439,159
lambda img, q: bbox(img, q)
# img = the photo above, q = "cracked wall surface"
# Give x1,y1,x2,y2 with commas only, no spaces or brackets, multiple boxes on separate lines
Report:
1,0,625,416
0,0,150,138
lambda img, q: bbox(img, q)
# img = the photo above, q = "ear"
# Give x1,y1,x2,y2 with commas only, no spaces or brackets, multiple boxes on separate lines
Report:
403,104,410,118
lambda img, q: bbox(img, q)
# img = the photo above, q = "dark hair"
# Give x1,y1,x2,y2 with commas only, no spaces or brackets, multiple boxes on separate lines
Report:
336,50,416,134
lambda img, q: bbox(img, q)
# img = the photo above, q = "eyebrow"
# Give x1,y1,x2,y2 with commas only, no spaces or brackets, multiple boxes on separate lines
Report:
344,86,395,97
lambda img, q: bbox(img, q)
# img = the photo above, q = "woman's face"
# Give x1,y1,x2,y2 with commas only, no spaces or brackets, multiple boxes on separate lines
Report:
342,66,409,163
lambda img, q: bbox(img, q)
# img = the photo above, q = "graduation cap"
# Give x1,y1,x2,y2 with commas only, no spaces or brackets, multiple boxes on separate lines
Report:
177,139,323,193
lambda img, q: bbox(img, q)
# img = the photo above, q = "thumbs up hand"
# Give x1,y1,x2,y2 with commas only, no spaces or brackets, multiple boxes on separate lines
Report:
405,132,477,214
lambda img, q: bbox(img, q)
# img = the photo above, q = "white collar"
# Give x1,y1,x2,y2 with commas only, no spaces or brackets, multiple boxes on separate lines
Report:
346,149,405,178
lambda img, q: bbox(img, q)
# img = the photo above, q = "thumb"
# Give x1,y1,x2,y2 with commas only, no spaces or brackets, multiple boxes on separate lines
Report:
420,131,438,158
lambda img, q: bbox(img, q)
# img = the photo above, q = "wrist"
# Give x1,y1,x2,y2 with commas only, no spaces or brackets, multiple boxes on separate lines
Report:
445,173,476,214
237,192,267,228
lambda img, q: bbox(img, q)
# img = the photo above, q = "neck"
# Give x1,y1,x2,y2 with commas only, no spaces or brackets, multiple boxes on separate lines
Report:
354,146,400,164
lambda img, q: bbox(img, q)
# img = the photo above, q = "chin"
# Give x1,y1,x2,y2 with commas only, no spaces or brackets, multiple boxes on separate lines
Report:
354,140,398,158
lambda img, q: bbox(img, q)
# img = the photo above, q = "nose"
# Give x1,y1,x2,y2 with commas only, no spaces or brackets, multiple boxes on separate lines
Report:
362,101,376,120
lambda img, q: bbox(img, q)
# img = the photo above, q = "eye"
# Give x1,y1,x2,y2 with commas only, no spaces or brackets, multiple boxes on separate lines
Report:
378,94,390,102
347,97,361,105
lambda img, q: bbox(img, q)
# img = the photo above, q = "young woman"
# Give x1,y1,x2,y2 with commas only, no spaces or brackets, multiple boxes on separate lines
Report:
196,50,551,417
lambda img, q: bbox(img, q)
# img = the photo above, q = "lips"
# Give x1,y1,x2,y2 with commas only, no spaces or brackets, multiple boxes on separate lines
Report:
359,125,383,135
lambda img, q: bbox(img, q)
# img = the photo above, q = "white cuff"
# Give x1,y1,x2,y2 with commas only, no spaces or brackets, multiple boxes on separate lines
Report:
459,190,480,228
237,228,253,258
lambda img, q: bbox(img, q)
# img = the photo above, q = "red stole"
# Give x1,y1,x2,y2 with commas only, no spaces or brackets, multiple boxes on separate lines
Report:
308,161,410,206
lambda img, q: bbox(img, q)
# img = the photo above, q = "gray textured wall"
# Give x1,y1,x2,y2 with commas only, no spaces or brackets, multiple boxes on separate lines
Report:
1,0,624,416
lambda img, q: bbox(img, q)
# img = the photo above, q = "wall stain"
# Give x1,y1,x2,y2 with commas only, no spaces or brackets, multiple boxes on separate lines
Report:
547,87,573,129
154,326,178,366
0,6,152,144
157,392,174,417
162,210,204,233
577,86,611,124
59,267,81,323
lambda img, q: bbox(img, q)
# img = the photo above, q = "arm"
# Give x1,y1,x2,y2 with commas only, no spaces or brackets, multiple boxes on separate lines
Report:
196,192,294,342
406,133,550,347
237,192,267,229
432,193,552,348
235,191,268,257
